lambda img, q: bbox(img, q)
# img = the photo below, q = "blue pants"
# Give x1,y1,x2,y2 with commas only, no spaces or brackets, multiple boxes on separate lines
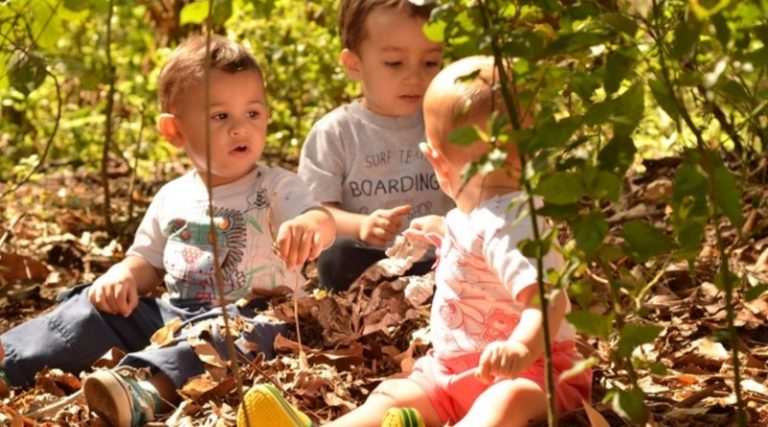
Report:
0,285,286,387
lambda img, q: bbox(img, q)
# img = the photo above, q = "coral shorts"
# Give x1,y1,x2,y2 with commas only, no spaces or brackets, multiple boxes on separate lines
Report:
408,341,592,424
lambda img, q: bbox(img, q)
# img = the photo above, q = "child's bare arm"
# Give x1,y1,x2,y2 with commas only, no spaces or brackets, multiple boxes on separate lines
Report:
476,287,568,383
275,207,336,270
87,255,163,317
324,202,411,247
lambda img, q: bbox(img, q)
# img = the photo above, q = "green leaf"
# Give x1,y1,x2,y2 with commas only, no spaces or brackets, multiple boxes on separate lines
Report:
711,13,731,47
569,72,601,102
448,125,481,147
585,84,644,135
621,220,674,262
8,51,47,96
712,157,744,228
570,211,608,257
566,310,613,338
590,171,622,202
604,49,637,95
649,79,680,122
743,46,768,66
745,283,768,301
180,1,210,25
528,115,582,151
611,388,649,424
536,203,580,221
716,79,751,108
714,270,739,292
602,12,639,36
690,0,732,20
63,0,92,11
534,172,585,205
598,135,637,175
213,0,233,24
670,160,708,251
671,15,701,59
502,31,545,60
30,0,64,50
519,238,544,259
617,323,663,358
543,31,610,56
612,83,645,136
423,19,446,42
568,280,593,311
560,356,599,382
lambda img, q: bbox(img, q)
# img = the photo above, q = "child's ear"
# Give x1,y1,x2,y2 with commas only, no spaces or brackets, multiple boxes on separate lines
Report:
158,114,184,148
340,49,362,81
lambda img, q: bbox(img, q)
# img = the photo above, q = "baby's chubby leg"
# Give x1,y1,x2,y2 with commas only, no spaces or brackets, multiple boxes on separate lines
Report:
328,378,441,427
455,377,546,427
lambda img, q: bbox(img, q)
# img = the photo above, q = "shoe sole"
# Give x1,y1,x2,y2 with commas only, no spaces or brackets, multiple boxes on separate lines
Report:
382,407,425,427
238,384,309,427
84,372,132,427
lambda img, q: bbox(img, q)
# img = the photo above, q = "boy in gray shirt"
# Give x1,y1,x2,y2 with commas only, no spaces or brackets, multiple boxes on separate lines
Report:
299,0,454,291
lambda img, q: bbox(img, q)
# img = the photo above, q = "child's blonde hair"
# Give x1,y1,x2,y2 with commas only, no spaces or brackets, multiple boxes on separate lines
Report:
338,0,434,53
424,56,519,165
158,35,263,113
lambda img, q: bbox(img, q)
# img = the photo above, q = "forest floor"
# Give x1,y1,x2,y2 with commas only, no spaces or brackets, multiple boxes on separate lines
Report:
1,153,767,426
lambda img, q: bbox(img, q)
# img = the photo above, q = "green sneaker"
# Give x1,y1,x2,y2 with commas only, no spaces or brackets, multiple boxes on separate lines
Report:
237,384,312,427
83,366,161,427
381,407,425,427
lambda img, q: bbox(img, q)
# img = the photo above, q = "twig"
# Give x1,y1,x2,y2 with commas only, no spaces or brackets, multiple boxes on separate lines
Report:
100,0,116,233
127,105,147,223
199,12,249,427
25,390,85,420
675,385,727,408
0,213,25,250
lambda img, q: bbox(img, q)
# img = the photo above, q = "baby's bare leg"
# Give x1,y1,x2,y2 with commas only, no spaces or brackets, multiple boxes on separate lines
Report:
455,378,546,427
327,378,441,427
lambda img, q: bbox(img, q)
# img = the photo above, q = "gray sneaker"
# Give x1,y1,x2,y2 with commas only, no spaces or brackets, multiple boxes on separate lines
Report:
83,366,161,427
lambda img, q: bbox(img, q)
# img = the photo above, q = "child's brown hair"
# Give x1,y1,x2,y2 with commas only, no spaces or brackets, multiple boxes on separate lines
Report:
338,0,434,53
158,35,263,113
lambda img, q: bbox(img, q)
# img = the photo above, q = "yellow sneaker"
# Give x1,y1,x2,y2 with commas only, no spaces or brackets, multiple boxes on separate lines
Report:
237,384,312,427
381,407,425,427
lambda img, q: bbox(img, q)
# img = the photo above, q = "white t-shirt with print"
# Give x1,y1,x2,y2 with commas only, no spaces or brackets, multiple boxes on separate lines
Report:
430,192,575,358
127,165,319,308
298,100,454,232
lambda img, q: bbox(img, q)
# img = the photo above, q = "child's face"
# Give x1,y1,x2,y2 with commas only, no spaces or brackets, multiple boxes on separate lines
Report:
166,69,268,186
344,7,442,117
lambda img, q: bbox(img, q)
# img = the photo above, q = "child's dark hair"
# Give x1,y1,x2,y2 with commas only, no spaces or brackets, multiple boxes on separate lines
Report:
338,0,434,52
158,35,263,113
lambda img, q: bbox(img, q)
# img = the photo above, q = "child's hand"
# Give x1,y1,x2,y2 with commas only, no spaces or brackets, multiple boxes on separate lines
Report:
88,265,140,317
403,215,445,245
476,340,532,384
276,208,335,270
359,205,411,247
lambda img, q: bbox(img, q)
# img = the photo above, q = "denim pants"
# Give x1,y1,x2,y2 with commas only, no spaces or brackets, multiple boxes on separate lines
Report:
0,284,286,387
